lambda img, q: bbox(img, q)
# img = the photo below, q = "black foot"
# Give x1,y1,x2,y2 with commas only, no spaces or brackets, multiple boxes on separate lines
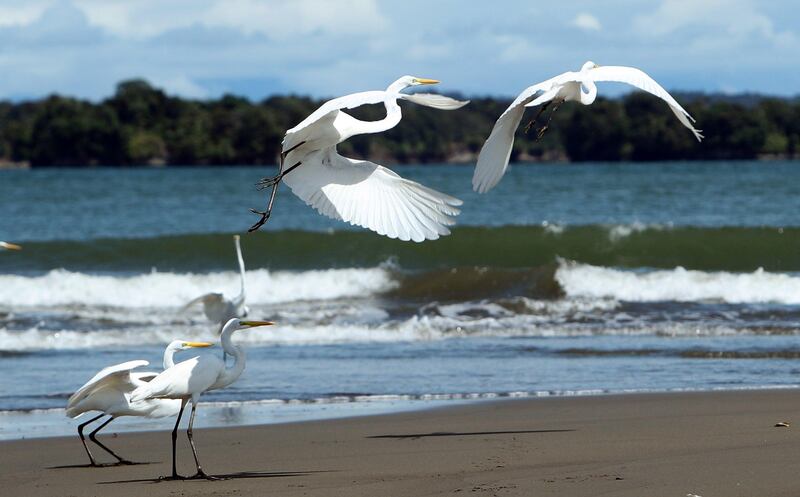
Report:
256,176,281,190
536,125,549,140
248,209,271,232
112,459,143,466
159,473,187,481
188,470,226,481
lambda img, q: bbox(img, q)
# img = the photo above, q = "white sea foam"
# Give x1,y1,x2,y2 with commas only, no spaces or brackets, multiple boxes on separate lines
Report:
557,261,800,304
0,267,396,308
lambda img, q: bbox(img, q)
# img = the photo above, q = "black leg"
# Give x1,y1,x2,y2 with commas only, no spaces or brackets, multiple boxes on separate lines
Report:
535,99,563,141
523,101,551,134
77,413,105,466
88,416,134,465
248,141,306,232
186,401,222,480
166,399,188,480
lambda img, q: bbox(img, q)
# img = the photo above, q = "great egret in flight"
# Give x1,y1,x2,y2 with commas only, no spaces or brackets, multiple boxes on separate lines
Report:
0,241,21,250
183,235,249,334
473,61,704,193
66,340,212,466
130,318,274,480
249,76,469,242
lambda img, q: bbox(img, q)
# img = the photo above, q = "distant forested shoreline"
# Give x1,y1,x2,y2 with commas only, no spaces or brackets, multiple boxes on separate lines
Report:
0,79,798,168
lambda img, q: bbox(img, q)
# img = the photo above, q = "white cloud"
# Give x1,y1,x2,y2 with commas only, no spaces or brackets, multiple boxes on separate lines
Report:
571,13,601,31
0,0,796,100
634,0,794,45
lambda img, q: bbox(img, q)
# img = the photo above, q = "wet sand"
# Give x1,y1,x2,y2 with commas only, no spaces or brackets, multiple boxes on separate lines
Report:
1,390,799,496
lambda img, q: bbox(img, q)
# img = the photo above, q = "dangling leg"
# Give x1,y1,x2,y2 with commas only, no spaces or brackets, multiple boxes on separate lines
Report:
186,400,221,480
166,399,188,480
535,99,564,141
77,413,106,466
248,141,306,232
523,101,551,134
88,416,134,465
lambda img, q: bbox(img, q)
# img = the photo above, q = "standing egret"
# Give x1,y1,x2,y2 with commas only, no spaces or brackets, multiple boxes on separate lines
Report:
0,241,21,250
66,340,213,466
473,61,704,193
183,235,249,334
248,76,468,242
130,319,274,480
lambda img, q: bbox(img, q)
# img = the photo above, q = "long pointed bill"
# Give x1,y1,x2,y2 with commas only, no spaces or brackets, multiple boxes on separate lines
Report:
413,78,440,85
183,341,214,348
0,242,22,250
240,320,275,329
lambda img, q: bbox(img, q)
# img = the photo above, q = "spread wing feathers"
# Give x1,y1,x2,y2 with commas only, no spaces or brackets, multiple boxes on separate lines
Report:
473,104,526,194
182,292,224,312
67,360,149,409
472,81,548,193
589,66,703,141
399,93,470,110
129,356,223,402
283,91,388,151
284,147,462,242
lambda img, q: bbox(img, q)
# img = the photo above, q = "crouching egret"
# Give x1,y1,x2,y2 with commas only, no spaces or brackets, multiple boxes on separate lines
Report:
249,76,468,242
183,235,249,334
66,340,213,466
473,61,703,193
0,241,21,250
129,319,274,480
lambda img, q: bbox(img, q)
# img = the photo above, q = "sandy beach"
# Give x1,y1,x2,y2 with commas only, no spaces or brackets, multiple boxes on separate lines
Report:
1,389,798,496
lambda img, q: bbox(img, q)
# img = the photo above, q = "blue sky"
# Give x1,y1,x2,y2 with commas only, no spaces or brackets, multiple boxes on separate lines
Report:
0,0,797,101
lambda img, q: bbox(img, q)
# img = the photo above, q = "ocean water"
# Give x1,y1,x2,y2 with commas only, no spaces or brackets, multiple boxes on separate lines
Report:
1,161,800,440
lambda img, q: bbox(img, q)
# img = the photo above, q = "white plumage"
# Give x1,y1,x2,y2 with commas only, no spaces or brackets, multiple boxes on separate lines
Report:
253,76,468,242
65,340,211,466
183,235,249,333
129,319,274,480
473,61,703,193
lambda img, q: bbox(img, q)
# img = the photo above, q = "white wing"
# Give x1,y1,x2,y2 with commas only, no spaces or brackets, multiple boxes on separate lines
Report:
399,93,470,110
283,147,462,242
181,292,223,312
130,356,223,401
472,81,550,193
590,66,703,141
283,91,388,152
67,360,149,410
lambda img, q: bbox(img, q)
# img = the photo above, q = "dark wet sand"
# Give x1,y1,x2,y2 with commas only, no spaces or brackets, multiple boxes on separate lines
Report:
2,390,799,496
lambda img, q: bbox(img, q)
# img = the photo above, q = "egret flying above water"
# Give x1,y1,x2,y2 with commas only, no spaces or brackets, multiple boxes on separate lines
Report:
473,61,704,193
0,241,21,251
129,318,274,480
66,340,213,466
183,235,249,334
248,76,469,242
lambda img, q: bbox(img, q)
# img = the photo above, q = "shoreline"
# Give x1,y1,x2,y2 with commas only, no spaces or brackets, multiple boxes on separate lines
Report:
4,385,798,442
3,389,800,496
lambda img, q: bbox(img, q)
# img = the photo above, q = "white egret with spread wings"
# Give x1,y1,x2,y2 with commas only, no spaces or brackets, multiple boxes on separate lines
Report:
473,61,703,193
183,235,249,334
65,340,212,466
249,76,469,242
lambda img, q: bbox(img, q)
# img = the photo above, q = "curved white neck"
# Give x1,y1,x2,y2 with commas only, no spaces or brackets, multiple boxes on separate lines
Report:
215,324,246,388
163,344,179,369
578,69,598,105
233,236,246,307
346,96,402,138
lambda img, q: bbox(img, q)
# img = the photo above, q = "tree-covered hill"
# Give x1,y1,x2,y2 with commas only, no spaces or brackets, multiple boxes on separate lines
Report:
0,79,797,167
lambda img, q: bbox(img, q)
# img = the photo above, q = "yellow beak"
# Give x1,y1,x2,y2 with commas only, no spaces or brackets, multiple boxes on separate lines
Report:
241,320,275,329
1,242,21,250
183,341,214,348
413,78,440,85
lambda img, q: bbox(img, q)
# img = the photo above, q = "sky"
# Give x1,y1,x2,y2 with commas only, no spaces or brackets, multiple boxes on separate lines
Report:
0,0,797,101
